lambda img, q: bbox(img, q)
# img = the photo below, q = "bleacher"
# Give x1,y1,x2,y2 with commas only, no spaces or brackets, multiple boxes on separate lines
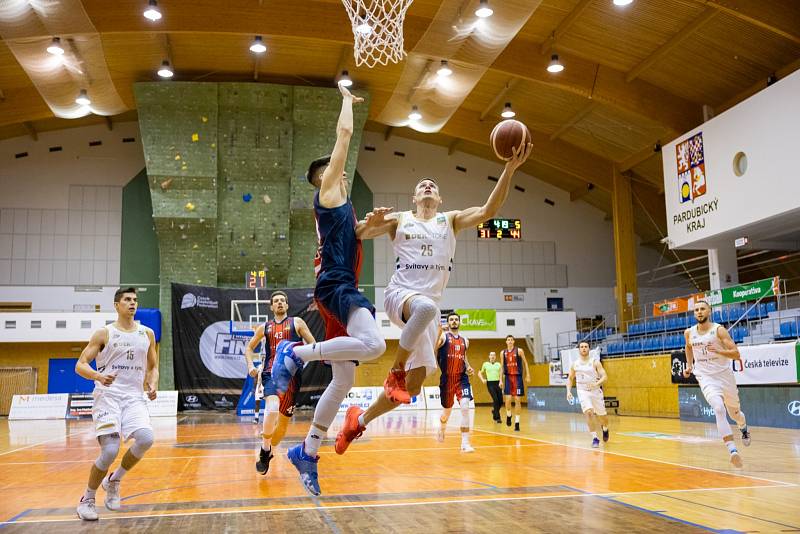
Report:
603,301,778,357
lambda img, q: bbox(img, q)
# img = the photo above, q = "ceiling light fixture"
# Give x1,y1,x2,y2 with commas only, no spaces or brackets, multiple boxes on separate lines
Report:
249,36,267,54
75,89,91,106
501,102,516,118
157,59,174,78
46,37,64,55
338,70,353,87
408,105,422,121
547,54,564,73
613,0,634,6
437,59,453,77
143,0,162,21
475,0,493,18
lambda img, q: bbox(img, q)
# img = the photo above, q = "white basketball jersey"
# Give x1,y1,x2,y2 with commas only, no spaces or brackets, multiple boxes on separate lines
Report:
689,323,730,376
573,358,599,391
387,211,457,302
95,323,151,396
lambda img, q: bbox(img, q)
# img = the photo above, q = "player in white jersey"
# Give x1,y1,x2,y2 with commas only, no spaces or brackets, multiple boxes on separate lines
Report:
566,341,609,448
683,300,750,467
74,287,159,521
334,141,532,453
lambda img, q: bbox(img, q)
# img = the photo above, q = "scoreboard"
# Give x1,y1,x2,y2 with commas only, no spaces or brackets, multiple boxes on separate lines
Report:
477,218,521,240
245,269,267,289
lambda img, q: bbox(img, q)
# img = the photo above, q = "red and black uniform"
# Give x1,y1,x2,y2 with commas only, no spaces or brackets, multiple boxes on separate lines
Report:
502,347,524,397
262,317,302,416
437,333,472,409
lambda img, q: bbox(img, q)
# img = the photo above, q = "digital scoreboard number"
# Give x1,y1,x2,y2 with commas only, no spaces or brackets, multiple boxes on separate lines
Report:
477,218,521,240
245,269,268,289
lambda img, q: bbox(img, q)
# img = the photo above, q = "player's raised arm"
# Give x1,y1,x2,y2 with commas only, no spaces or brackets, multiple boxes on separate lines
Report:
356,207,398,240
450,142,532,233
76,328,112,385
245,325,266,378
318,85,364,208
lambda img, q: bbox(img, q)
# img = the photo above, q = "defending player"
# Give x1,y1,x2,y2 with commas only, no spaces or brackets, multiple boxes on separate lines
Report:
435,313,475,452
270,84,386,495
683,300,751,467
566,341,609,447
334,141,532,453
501,335,530,431
244,290,315,476
75,287,158,521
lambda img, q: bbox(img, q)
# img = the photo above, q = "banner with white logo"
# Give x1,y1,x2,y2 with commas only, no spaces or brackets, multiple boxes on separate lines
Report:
733,342,799,385
172,283,327,411
146,390,179,416
338,386,382,412
9,394,69,420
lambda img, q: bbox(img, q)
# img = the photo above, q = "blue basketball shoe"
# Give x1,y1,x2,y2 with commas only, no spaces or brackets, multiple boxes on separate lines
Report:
288,443,321,496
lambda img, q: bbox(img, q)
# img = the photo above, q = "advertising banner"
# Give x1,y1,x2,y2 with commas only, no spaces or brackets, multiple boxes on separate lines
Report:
679,385,800,429
172,283,327,411
526,387,583,413
146,390,179,417
67,393,94,418
691,277,779,307
8,394,69,420
338,387,382,412
734,342,799,385
455,309,496,331
653,297,690,317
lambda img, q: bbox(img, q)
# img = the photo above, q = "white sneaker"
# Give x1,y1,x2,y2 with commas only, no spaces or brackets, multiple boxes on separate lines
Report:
102,474,121,511
76,496,98,521
461,443,475,453
730,450,743,468
437,426,446,443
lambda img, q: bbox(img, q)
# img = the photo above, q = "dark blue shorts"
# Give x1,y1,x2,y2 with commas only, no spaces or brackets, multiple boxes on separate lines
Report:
315,271,374,339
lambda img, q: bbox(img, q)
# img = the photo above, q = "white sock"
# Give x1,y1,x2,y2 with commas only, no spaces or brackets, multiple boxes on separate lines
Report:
83,487,97,500
725,441,737,453
110,466,127,482
461,432,470,445
506,410,511,417
304,426,324,457
357,413,366,427
515,415,520,423
591,432,598,439
261,443,271,453
602,426,608,431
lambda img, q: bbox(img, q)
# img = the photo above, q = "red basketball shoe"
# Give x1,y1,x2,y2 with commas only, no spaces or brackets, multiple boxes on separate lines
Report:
335,406,366,455
384,368,411,404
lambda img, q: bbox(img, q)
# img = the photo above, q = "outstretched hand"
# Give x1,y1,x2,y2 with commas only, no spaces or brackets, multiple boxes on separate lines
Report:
339,84,364,104
364,206,394,226
506,142,533,170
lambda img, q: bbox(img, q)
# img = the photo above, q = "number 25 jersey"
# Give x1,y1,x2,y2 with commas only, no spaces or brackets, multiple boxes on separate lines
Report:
387,211,457,302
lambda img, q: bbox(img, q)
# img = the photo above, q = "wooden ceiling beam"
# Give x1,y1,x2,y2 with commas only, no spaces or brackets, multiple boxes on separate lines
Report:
540,0,594,55
618,143,661,172
717,57,800,113
495,39,703,134
479,78,520,121
626,8,718,83
569,183,595,202
23,121,37,141
384,126,393,141
550,101,596,141
105,116,113,131
448,138,460,156
688,0,800,46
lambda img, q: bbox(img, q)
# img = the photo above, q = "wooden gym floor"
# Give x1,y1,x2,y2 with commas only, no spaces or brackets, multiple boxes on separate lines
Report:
0,409,798,533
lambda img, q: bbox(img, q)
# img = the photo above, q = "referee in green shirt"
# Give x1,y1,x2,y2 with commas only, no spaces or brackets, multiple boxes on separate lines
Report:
479,352,503,423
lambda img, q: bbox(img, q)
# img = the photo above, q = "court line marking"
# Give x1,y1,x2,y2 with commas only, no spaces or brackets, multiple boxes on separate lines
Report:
0,443,552,466
653,491,800,530
1,483,793,525
473,428,797,487
0,427,96,458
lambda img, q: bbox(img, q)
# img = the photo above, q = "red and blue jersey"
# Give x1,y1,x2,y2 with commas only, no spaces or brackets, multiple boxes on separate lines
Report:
503,347,523,376
263,317,300,372
313,192,363,282
438,333,471,408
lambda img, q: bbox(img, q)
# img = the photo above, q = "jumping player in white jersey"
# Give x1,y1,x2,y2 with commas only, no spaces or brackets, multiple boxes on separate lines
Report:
566,341,609,448
683,300,751,467
74,287,159,521
334,141,532,453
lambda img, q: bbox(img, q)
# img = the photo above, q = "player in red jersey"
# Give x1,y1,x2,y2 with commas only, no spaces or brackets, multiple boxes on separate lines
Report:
435,313,475,452
501,335,530,431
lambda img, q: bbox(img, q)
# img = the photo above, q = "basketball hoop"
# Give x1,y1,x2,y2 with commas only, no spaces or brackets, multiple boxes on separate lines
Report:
341,0,414,68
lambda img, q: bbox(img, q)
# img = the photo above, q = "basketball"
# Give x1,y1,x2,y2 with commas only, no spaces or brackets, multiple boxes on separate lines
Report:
490,119,531,161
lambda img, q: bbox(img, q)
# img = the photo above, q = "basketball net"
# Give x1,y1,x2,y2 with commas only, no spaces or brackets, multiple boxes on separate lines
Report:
341,0,414,68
